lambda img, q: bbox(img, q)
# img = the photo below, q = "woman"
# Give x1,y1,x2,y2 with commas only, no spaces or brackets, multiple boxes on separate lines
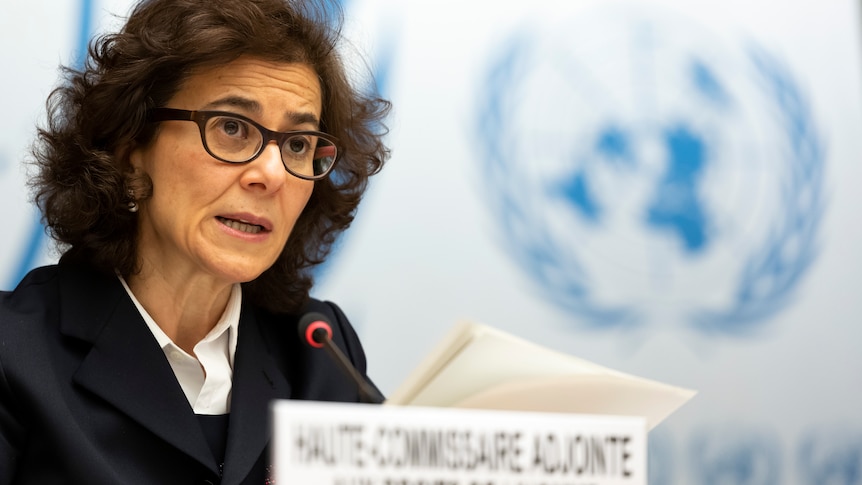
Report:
0,0,389,483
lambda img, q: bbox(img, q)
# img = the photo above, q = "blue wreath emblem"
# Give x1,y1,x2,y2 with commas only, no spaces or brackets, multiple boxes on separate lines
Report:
798,428,862,485
690,425,782,485
475,10,825,334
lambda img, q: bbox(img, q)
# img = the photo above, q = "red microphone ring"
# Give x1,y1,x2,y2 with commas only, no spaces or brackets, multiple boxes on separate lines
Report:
305,320,332,348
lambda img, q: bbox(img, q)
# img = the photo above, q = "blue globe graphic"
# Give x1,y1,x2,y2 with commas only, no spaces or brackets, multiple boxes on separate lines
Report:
477,6,823,333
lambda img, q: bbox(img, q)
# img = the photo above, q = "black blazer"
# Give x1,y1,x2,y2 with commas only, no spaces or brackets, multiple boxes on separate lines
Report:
0,264,375,484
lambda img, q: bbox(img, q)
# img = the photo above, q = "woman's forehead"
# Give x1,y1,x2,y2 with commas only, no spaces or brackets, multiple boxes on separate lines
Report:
171,58,322,117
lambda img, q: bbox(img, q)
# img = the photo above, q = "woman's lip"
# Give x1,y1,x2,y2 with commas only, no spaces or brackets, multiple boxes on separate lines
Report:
216,213,274,231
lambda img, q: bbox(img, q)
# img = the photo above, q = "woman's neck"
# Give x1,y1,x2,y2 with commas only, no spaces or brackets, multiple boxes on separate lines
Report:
125,265,234,354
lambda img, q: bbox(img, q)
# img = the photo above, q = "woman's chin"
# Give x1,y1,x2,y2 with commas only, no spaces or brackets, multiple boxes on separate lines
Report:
191,254,273,285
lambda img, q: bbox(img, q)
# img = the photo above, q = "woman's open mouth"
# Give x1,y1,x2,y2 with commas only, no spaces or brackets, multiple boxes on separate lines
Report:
217,216,266,234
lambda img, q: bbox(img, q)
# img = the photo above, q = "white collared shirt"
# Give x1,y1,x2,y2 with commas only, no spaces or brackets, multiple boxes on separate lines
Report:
119,276,241,415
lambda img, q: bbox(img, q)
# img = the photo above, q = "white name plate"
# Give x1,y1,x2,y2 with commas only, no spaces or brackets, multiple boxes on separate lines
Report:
272,400,647,485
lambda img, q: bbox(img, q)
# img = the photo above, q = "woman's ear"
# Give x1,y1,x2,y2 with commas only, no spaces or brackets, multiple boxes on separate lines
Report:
113,141,137,171
116,141,153,201
123,142,145,172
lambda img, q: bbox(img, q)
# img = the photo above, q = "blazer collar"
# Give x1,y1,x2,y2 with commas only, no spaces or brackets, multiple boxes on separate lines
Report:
57,265,293,483
222,304,292,485
60,265,217,473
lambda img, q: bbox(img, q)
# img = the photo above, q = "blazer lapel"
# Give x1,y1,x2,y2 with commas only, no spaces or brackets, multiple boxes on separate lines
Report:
221,305,292,485
60,266,217,474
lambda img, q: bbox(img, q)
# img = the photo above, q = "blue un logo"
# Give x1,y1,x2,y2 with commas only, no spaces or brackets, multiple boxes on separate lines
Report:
476,5,824,334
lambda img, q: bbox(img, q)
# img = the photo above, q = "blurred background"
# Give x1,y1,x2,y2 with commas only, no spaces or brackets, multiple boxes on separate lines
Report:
3,0,861,483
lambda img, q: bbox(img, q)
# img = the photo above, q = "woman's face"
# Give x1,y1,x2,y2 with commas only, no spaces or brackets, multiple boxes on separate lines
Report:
130,56,320,285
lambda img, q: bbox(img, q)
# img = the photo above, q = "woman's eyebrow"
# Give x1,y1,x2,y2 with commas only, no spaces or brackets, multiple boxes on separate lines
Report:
287,111,320,128
202,96,320,128
203,95,261,113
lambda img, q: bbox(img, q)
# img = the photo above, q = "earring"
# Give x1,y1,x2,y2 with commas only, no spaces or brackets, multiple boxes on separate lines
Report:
127,189,138,213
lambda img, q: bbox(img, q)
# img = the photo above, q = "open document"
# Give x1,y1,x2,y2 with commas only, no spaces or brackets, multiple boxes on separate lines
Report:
385,321,696,429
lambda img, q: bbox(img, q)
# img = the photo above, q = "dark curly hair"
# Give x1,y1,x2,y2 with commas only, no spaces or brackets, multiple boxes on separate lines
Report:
30,0,390,313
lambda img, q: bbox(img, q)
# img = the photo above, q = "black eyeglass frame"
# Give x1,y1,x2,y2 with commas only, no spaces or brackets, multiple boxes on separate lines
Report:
147,107,340,181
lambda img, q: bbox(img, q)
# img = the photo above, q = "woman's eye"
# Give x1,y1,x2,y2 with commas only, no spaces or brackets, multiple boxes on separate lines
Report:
287,137,311,156
216,118,248,138
223,121,240,136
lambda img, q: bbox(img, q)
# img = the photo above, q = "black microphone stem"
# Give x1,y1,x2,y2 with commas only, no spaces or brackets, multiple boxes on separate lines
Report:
321,339,385,404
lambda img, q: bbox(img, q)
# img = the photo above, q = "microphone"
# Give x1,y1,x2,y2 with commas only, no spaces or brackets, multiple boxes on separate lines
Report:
298,312,385,404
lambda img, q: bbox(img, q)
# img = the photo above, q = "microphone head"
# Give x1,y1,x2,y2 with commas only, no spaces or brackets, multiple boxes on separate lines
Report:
297,312,333,349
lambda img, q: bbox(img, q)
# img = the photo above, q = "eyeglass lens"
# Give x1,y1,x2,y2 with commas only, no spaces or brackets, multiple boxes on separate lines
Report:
204,115,336,177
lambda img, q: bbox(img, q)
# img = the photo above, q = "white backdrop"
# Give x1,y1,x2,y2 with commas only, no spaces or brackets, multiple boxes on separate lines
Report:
3,1,861,483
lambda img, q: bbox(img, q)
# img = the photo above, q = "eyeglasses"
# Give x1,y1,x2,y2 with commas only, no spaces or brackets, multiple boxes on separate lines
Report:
148,108,339,180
